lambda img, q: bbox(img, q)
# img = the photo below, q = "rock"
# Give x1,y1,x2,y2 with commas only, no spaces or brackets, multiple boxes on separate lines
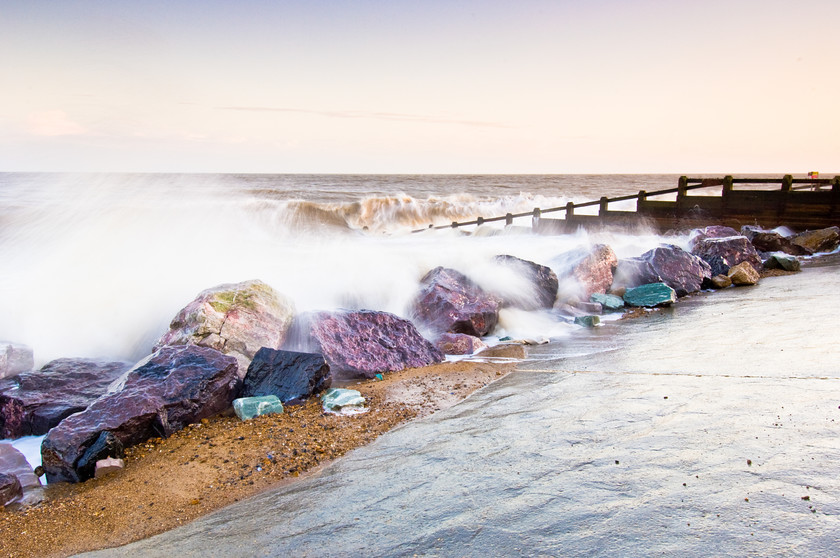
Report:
0,472,21,507
688,225,741,250
242,348,331,404
727,261,760,286
412,267,500,337
492,255,558,310
764,253,801,272
691,235,763,274
0,343,34,380
590,293,625,311
703,255,730,277
708,275,732,289
572,301,603,314
741,226,812,255
551,244,618,301
640,245,711,297
611,258,663,290
435,333,487,355
41,345,241,483
75,431,125,482
321,388,366,415
791,227,840,254
574,315,600,328
0,443,42,506
94,457,125,479
233,396,284,421
0,358,131,439
155,280,296,376
623,283,677,307
306,310,444,380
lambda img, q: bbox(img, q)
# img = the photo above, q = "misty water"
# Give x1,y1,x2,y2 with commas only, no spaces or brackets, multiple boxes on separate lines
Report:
1,174,837,555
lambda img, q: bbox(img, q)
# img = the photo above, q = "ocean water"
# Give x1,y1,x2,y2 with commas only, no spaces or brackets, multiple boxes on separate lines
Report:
2,173,838,555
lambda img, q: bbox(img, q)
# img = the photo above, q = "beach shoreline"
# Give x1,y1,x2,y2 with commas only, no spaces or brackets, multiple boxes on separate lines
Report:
0,345,524,558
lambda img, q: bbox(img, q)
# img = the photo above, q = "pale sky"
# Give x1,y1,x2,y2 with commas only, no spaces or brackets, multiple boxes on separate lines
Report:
1,0,838,173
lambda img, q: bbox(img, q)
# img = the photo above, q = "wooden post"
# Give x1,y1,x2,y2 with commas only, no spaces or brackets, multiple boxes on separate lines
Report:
531,207,541,232
565,202,574,232
505,213,513,226
721,175,733,222
477,216,485,226
636,190,647,212
779,174,793,222
451,221,458,228
599,196,608,217
676,176,688,215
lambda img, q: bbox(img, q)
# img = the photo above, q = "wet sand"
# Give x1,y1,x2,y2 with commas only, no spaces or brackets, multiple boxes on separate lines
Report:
0,345,524,558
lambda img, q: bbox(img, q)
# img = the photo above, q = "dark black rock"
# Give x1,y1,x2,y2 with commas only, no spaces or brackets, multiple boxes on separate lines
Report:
75,431,125,482
243,348,332,403
704,255,731,277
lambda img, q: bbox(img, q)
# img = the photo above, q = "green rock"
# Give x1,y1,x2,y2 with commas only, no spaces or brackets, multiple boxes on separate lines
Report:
321,388,367,415
768,254,801,272
233,395,284,421
574,315,600,328
623,283,677,307
590,293,625,311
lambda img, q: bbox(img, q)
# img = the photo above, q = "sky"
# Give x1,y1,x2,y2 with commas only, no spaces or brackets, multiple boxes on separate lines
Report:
1,0,838,174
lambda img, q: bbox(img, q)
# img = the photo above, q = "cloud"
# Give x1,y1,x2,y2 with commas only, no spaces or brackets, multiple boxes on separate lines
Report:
218,105,514,129
27,111,87,137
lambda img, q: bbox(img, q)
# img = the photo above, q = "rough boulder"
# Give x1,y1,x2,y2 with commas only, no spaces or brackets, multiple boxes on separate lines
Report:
305,310,444,380
41,345,240,483
551,244,618,302
155,280,295,376
492,255,558,310
640,245,711,297
242,348,331,404
0,343,33,380
0,359,131,439
690,235,763,274
412,267,500,337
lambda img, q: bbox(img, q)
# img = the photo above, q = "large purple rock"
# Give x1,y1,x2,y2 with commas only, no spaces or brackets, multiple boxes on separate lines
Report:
551,244,618,302
155,280,296,376
242,348,332,403
0,359,131,439
690,235,763,274
0,342,34,380
492,255,558,310
412,267,500,337
611,258,663,290
41,345,240,484
640,244,712,297
305,310,444,380
0,443,42,506
741,226,811,256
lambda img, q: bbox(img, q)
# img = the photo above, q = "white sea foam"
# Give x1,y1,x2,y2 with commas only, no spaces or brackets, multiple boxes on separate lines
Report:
0,173,678,366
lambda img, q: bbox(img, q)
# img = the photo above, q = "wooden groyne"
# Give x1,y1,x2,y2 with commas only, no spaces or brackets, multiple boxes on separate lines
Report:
414,175,840,234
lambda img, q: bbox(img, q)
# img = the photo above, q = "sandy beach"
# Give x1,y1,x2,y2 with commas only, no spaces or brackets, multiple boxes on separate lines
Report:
0,344,524,558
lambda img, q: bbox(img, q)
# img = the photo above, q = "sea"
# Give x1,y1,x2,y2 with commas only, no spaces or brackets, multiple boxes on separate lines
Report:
1,173,838,557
